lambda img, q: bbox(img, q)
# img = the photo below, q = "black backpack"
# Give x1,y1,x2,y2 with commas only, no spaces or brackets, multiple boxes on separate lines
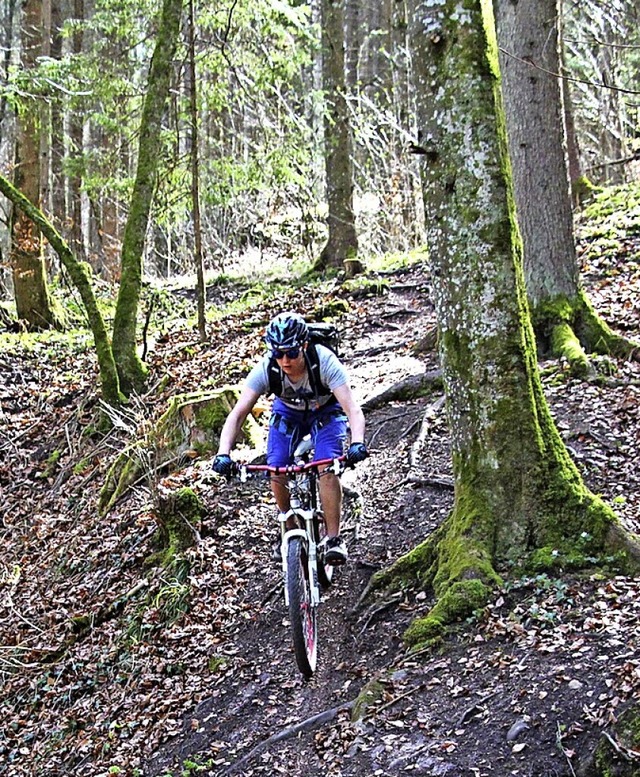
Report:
267,322,341,400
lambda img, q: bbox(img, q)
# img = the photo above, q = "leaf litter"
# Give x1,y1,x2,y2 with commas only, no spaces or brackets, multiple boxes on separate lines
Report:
0,231,639,776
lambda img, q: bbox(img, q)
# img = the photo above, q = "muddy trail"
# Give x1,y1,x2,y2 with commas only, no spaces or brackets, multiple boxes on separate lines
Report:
1,255,640,777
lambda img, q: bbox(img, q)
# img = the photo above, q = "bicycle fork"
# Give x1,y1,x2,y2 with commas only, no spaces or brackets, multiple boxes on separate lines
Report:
279,509,321,608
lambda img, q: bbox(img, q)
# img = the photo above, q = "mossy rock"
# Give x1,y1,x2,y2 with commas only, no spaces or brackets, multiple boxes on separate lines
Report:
351,678,387,722
579,703,640,777
99,386,262,514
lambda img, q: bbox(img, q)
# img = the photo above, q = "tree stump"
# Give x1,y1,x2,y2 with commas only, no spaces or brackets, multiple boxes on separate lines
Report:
99,387,263,513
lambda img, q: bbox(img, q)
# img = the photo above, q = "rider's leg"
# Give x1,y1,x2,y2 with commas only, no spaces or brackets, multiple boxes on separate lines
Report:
267,407,307,527
313,413,348,538
318,472,342,537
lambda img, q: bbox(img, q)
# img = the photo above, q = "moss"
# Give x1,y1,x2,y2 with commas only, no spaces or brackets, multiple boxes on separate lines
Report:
587,703,640,777
340,277,389,299
311,299,351,319
351,678,387,722
208,656,227,673
550,322,590,376
99,387,261,514
532,291,639,365
572,175,602,207
151,487,203,569
404,579,490,646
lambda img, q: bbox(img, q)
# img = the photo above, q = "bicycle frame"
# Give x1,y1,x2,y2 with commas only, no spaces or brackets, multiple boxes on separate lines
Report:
239,456,343,607
237,452,346,677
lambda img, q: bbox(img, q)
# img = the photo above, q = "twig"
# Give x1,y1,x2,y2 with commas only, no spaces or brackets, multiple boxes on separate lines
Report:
557,721,578,777
601,731,640,761
371,683,425,716
410,394,446,467
260,579,282,606
224,700,355,775
357,593,403,636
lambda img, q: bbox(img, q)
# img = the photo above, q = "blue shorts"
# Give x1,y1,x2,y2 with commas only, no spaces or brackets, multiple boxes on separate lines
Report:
266,399,348,466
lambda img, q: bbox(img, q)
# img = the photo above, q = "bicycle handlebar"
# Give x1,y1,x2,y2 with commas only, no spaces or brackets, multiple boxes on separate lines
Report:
238,455,347,477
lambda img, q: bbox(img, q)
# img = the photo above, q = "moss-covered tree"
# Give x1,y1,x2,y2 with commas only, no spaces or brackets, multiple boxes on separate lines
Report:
382,0,640,645
111,0,184,394
495,0,638,375
0,174,124,405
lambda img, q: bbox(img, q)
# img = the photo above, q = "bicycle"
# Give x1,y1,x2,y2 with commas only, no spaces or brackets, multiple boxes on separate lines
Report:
236,436,351,679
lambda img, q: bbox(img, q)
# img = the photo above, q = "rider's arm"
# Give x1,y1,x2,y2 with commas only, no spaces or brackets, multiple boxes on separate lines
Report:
332,383,365,444
217,385,261,455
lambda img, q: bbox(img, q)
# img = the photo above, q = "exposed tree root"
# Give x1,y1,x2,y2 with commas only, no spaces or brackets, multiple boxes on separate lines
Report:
223,700,355,775
537,291,640,376
362,369,443,411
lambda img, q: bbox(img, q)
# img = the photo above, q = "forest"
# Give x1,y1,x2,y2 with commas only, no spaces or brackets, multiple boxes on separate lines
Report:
1,0,640,775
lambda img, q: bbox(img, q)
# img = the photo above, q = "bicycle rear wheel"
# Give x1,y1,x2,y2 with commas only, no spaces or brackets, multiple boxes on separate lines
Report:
287,537,317,678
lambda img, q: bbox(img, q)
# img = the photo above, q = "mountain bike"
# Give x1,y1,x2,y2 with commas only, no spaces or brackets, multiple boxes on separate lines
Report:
237,437,349,679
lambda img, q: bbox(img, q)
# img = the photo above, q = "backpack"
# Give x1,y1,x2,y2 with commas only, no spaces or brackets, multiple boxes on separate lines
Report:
267,322,341,400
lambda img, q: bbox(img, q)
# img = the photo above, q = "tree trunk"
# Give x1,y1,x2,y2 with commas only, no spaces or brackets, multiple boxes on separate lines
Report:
10,0,63,330
382,0,640,646
67,0,86,263
496,0,638,374
187,0,206,342
111,0,184,395
0,173,123,404
316,0,361,274
49,0,66,228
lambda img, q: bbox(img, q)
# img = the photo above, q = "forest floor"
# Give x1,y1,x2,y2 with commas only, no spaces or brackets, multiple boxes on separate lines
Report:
1,210,640,777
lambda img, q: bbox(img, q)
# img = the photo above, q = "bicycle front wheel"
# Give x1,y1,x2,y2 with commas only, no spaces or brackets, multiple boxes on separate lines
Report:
287,537,317,678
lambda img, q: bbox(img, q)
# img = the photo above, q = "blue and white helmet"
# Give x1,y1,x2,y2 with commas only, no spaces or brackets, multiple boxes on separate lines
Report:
264,312,308,350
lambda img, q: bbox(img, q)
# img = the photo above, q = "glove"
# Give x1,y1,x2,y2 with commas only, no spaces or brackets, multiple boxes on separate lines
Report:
345,442,369,465
212,454,236,477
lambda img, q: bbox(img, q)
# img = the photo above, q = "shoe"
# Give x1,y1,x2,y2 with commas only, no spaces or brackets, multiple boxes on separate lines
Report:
322,535,348,566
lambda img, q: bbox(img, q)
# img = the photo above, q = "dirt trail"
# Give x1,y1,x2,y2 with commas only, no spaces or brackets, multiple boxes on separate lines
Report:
1,260,639,777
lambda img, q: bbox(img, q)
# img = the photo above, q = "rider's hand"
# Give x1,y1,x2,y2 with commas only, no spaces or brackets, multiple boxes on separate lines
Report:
345,442,369,466
212,454,236,477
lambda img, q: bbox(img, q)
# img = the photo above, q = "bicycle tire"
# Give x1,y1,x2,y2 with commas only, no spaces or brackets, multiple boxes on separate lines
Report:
287,537,317,678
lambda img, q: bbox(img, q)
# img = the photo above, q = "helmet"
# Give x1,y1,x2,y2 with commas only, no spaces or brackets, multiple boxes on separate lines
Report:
264,312,308,350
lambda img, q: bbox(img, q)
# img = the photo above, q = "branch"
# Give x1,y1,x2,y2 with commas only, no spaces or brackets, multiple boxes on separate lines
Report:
498,46,640,95
224,700,355,775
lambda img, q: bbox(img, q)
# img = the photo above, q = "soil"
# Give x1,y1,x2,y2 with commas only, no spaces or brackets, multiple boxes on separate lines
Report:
1,249,640,777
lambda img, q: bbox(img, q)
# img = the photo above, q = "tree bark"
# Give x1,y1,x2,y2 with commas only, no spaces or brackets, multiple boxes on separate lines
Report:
0,173,123,405
111,0,184,394
383,0,640,646
316,0,361,274
187,0,206,342
10,0,63,330
495,0,638,373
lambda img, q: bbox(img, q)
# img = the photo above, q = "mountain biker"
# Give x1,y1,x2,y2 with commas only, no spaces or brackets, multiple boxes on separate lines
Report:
212,311,368,565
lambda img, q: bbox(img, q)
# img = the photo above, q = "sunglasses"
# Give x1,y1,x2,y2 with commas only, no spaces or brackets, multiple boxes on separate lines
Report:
271,347,301,360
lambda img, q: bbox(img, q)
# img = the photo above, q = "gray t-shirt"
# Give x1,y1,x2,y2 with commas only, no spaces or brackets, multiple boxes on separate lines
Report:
245,345,348,411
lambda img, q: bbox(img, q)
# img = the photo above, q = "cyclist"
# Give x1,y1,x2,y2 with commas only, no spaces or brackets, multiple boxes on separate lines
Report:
213,311,368,565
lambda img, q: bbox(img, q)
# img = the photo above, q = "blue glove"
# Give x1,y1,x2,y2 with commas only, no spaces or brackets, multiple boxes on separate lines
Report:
345,442,369,465
213,454,236,477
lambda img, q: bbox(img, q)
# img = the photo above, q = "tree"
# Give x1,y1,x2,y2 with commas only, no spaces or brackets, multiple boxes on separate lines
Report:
9,0,63,330
0,173,123,404
316,0,361,275
111,0,184,395
187,0,206,342
496,0,638,375
379,0,640,644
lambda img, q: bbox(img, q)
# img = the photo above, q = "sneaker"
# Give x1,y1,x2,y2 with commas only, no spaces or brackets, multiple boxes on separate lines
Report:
322,535,348,566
